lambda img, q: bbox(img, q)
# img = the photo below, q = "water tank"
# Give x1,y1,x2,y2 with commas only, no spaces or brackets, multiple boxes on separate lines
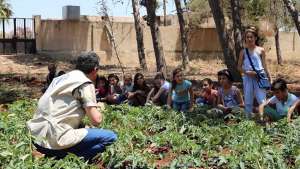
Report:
62,6,80,20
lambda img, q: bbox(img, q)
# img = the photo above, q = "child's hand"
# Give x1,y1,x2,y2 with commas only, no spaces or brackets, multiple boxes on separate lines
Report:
188,107,194,112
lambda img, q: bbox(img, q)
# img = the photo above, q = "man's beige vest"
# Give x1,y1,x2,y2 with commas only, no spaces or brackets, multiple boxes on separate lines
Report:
27,70,92,150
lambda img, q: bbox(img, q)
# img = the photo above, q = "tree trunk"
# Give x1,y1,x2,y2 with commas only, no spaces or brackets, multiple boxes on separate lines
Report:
208,0,241,81
132,0,147,70
174,0,189,69
230,0,243,61
163,0,167,26
145,0,167,76
283,0,300,37
274,25,283,65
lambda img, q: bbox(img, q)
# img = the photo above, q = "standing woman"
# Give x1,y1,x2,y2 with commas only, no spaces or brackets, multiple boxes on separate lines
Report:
238,26,271,118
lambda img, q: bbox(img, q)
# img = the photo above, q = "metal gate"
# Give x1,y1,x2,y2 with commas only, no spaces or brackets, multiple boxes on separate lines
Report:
0,18,36,54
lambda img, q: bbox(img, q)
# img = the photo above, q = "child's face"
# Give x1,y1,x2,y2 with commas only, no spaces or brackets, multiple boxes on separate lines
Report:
154,79,162,88
97,80,106,88
109,77,117,86
218,75,230,87
202,81,212,91
48,66,56,73
137,76,144,86
174,72,183,83
245,32,256,46
124,78,132,86
273,89,288,101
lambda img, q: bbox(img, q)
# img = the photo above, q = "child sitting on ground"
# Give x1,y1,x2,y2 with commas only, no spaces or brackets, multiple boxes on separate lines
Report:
147,72,170,106
121,73,134,94
127,73,151,106
259,78,300,123
167,68,194,112
217,69,244,114
105,73,122,104
95,75,109,102
42,63,57,93
195,78,218,107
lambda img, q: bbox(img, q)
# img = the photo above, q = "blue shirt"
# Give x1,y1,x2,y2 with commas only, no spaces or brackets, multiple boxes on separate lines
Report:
269,93,299,116
171,80,192,102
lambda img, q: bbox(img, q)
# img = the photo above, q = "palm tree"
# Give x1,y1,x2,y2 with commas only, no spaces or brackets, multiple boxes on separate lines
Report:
0,0,12,18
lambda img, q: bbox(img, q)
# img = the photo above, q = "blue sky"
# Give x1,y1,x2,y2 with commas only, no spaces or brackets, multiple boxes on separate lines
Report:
9,0,176,19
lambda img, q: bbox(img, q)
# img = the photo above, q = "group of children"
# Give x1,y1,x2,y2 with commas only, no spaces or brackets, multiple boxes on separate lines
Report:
43,64,300,123
93,67,300,123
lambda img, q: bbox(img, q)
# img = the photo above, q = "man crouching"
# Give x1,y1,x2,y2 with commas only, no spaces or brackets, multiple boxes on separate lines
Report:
27,52,117,161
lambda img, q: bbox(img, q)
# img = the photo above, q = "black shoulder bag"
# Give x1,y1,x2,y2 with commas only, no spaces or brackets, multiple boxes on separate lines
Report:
245,48,271,90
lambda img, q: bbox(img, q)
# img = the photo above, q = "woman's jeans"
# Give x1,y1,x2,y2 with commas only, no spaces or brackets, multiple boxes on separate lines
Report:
34,128,117,161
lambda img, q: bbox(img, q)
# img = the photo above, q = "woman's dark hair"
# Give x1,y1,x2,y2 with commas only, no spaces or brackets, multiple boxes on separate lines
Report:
271,78,288,91
133,73,148,91
75,52,100,74
108,73,120,83
171,68,183,90
217,69,234,82
154,72,165,80
202,78,213,85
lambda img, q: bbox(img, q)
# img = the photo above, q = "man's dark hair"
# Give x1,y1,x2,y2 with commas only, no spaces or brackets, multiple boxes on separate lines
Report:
154,72,165,80
75,52,100,74
271,78,287,91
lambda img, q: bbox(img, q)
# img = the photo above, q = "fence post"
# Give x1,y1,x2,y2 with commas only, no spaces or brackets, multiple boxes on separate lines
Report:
2,18,5,54
13,18,17,53
24,18,27,54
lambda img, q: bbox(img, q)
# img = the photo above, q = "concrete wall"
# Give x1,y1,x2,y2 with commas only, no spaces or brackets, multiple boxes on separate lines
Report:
36,18,222,68
35,17,300,68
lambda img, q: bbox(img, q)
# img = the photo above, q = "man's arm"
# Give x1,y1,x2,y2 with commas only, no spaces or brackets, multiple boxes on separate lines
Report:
73,83,101,126
85,107,102,126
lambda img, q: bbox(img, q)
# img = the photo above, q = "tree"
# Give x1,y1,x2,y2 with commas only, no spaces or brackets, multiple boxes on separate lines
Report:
208,0,241,81
0,0,12,18
98,0,125,74
132,0,148,70
163,0,167,26
282,0,300,37
144,0,167,76
230,0,243,64
269,0,284,64
174,0,189,69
